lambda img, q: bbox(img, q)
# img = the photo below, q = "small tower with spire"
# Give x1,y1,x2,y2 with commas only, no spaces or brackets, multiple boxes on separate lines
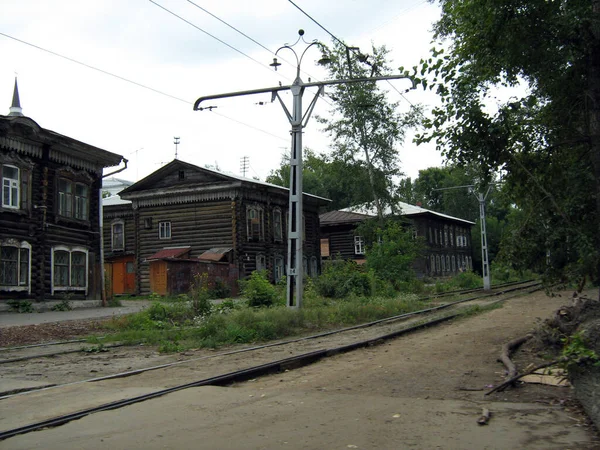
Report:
8,78,23,117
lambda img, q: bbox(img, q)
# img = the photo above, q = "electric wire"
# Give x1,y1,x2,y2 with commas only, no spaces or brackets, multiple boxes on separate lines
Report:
0,32,289,144
286,0,416,107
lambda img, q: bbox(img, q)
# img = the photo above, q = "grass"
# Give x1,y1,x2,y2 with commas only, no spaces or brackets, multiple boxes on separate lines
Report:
99,292,428,352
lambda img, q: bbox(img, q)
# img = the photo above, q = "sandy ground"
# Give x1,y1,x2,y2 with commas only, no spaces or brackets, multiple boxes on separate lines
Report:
1,290,600,449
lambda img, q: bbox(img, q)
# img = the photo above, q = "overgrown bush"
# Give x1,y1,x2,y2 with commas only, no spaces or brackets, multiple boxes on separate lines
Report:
209,278,231,299
7,299,33,313
239,270,277,307
189,273,212,316
435,271,482,292
314,259,376,298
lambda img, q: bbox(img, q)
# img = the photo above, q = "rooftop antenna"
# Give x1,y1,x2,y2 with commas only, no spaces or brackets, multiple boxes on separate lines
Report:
240,156,249,177
174,137,180,159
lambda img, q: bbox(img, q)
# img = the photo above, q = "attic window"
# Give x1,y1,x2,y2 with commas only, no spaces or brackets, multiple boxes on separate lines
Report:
178,170,185,181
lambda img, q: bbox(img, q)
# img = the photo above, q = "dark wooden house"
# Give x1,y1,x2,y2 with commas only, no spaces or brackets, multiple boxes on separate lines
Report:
320,202,475,278
0,80,125,302
104,159,329,296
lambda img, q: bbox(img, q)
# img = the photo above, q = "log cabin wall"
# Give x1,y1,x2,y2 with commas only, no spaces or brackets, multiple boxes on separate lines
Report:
1,114,123,302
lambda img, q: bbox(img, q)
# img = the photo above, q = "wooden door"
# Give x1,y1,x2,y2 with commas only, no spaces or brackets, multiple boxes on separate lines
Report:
150,261,167,296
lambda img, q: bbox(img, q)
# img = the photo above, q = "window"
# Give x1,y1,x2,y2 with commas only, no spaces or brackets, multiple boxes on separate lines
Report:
449,228,454,247
0,241,31,291
178,170,185,180
58,178,89,220
354,235,365,255
273,208,283,242
246,206,264,241
445,255,450,272
452,255,456,272
274,255,285,283
52,246,88,293
441,255,446,272
111,221,124,251
444,226,448,247
436,255,441,272
256,254,266,272
144,217,153,229
159,221,171,239
310,256,318,278
2,165,19,208
430,254,435,274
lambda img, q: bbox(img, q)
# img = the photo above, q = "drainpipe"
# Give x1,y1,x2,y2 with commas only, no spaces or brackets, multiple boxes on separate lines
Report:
99,158,128,306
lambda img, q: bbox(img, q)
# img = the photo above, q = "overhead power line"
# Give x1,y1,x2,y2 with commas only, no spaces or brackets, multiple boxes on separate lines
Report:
0,31,289,142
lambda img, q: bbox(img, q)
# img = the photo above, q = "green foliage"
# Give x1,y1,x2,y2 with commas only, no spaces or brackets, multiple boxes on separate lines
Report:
318,40,423,216
434,271,482,293
416,0,599,286
209,278,231,299
107,297,122,307
361,219,423,289
7,300,33,313
314,259,376,298
561,332,600,373
189,273,212,316
52,299,73,312
239,270,277,307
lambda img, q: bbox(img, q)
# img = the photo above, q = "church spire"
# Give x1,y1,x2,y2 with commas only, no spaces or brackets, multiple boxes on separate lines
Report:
8,78,23,117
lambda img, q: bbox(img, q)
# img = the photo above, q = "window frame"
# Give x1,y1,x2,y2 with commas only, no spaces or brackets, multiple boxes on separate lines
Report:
246,205,264,242
51,246,88,295
354,235,365,255
2,164,20,209
111,220,125,251
159,221,172,240
57,177,90,221
274,255,285,283
273,207,283,242
0,240,31,292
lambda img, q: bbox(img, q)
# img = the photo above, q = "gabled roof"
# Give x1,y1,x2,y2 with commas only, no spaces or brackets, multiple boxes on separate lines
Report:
320,210,373,226
119,159,330,204
340,201,476,225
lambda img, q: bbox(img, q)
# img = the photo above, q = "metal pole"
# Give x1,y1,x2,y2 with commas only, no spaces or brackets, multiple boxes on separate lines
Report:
286,81,304,307
478,193,491,290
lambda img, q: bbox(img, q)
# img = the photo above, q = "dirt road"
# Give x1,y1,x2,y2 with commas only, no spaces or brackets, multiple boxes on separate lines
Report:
2,290,599,449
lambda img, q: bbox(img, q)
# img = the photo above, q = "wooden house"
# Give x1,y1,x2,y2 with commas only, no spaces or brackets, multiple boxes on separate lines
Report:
320,202,475,278
0,80,126,302
104,159,329,296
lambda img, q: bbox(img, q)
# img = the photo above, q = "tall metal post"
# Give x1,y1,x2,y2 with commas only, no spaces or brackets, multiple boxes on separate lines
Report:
287,81,305,307
193,30,416,308
478,193,491,290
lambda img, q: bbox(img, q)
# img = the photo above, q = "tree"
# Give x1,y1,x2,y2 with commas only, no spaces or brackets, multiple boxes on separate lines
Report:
266,149,387,211
417,0,600,287
319,41,423,219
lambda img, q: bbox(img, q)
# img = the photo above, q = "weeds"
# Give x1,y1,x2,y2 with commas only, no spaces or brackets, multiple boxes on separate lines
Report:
7,300,34,313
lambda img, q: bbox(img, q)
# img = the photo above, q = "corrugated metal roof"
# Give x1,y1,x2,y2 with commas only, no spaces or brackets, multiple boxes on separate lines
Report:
320,210,374,225
341,201,475,225
102,195,131,206
147,246,191,260
198,247,233,262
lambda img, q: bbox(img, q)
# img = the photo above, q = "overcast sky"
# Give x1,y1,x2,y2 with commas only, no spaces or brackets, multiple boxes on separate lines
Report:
1,0,444,183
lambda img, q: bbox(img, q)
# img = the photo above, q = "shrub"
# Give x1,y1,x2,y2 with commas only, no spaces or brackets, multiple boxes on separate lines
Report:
189,273,212,316
315,259,376,298
240,270,277,307
209,278,231,299
7,300,34,313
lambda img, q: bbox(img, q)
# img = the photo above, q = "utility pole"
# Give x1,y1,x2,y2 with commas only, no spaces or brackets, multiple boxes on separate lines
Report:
194,30,415,308
240,156,249,177
433,184,494,291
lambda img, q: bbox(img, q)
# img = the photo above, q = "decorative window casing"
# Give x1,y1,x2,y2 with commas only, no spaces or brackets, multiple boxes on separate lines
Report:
273,208,283,242
255,254,266,272
274,255,285,283
354,235,365,255
0,240,31,292
111,220,125,251
310,256,318,277
445,255,450,272
0,156,32,212
246,205,264,241
430,254,435,274
58,177,89,221
451,255,456,272
159,221,171,239
51,246,88,294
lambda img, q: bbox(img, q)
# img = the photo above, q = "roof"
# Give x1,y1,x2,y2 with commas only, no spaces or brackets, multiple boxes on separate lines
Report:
102,195,131,206
198,247,233,262
340,201,476,225
119,159,330,204
319,210,373,226
147,246,191,261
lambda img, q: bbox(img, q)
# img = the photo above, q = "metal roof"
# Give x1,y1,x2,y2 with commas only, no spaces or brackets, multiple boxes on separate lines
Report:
341,201,476,225
146,246,191,261
198,247,233,262
319,210,373,225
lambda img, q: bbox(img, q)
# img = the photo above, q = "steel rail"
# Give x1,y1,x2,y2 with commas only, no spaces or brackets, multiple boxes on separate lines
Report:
0,281,541,399
0,282,544,442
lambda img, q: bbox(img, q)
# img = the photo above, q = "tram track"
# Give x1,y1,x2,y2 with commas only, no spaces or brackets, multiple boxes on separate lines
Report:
0,280,543,441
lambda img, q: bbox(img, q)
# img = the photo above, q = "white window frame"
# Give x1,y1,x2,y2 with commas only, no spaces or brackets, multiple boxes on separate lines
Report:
111,220,125,251
354,235,365,255
0,240,31,292
51,246,88,295
2,165,19,209
159,221,171,239
255,254,266,272
58,178,90,221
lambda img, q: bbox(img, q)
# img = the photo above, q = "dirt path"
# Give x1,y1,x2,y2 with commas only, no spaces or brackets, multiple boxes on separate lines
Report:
2,290,600,449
